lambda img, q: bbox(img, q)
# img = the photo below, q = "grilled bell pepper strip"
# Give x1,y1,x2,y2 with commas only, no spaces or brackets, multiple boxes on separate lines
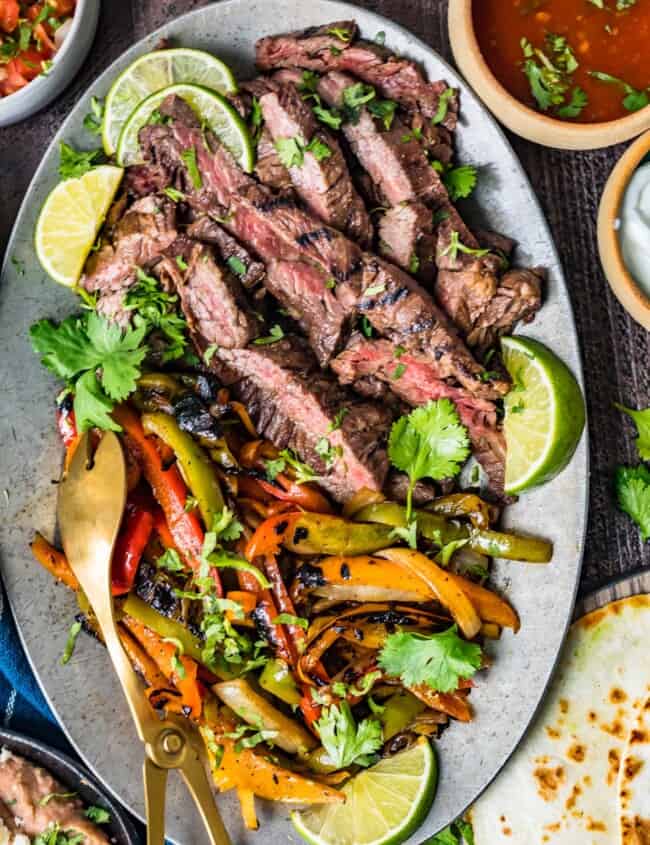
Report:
141,411,224,531
111,500,154,596
423,493,496,530
112,405,219,589
408,684,472,722
377,548,482,639
380,690,427,740
56,400,82,470
259,658,303,707
355,502,553,563
448,573,520,632
235,567,295,666
121,594,209,667
30,533,79,591
257,477,333,514
121,614,203,719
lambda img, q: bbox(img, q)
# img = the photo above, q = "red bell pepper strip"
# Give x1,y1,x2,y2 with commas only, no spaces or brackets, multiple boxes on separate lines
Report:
152,508,179,552
112,404,222,593
111,499,154,596
245,512,300,561
258,477,333,514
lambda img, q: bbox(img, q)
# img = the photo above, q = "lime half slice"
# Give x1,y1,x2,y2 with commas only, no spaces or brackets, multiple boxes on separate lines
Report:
116,82,254,172
35,165,124,286
102,48,237,155
292,737,437,845
501,335,585,495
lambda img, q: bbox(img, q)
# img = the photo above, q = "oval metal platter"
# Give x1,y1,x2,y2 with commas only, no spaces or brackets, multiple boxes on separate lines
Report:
0,1,588,842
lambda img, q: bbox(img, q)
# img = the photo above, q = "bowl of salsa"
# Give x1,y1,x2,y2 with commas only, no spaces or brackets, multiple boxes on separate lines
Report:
598,130,650,329
0,0,99,127
448,0,650,149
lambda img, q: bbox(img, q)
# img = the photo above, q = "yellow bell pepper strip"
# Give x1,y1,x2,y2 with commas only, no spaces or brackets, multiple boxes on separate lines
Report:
447,572,520,632
355,502,552,563
121,614,203,720
408,684,472,722
201,728,345,804
258,658,303,707
212,679,318,755
376,548,482,639
30,532,79,591
379,690,427,740
237,788,258,830
141,411,224,531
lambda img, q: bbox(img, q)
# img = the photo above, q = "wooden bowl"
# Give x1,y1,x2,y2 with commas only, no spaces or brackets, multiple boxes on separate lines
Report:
448,0,650,151
597,131,650,330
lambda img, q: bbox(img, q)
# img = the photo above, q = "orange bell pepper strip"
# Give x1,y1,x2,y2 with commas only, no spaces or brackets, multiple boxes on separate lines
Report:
30,532,79,591
112,404,221,591
448,572,520,632
258,477,333,514
121,615,203,720
408,684,473,722
201,730,344,804
225,590,256,625
245,512,300,560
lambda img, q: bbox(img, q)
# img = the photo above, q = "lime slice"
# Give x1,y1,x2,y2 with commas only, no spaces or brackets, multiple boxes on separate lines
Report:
116,82,254,172
501,335,585,495
35,166,124,287
292,737,437,845
102,48,237,155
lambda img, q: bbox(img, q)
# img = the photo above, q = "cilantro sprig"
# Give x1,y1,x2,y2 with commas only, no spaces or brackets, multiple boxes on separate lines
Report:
615,403,650,460
124,268,188,361
378,625,482,693
58,142,105,180
315,701,383,768
589,71,649,112
615,465,650,541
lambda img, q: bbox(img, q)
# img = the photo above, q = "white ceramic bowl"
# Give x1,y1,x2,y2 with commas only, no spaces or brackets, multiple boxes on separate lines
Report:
0,0,100,128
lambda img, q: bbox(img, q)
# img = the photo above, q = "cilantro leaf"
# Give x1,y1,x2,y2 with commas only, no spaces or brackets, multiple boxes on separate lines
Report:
124,269,188,362
30,314,99,378
378,625,482,693
388,399,470,520
615,403,650,460
156,548,184,573
181,146,202,189
272,613,309,628
615,465,650,541
429,821,474,845
275,136,305,168
432,87,455,125
85,311,147,401
342,82,376,123
367,97,398,130
212,507,244,543
279,448,317,484
443,164,478,201
305,136,332,161
438,231,490,262
327,26,353,42
265,457,286,481
85,806,111,824
253,324,285,345
315,701,383,768
556,86,588,118
83,96,104,135
73,370,121,432
227,256,247,276
58,142,105,180
313,103,343,129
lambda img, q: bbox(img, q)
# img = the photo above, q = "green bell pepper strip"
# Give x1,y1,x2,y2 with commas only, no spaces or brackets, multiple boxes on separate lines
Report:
379,690,426,740
282,513,395,556
259,658,303,707
354,503,552,563
141,411,224,531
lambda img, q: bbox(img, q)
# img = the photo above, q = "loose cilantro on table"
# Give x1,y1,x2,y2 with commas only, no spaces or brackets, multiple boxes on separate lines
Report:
30,311,148,432
315,701,383,768
443,164,478,201
615,465,650,541
615,403,650,459
58,142,105,180
379,625,482,693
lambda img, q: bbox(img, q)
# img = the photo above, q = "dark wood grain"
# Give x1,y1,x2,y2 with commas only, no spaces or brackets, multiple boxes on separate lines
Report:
1,0,648,596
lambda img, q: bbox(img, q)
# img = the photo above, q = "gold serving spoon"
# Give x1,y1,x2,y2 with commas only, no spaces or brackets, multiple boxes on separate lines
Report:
57,431,231,845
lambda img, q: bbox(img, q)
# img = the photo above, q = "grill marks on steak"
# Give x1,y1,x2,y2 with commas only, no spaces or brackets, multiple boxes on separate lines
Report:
256,20,458,129
186,216,266,289
331,334,506,492
210,336,391,501
259,83,373,246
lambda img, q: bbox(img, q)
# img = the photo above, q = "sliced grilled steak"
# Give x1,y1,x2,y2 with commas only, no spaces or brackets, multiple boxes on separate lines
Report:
210,335,391,501
317,71,447,207
379,202,436,284
81,196,177,295
166,237,259,350
475,228,516,258
256,21,458,129
410,111,454,165
331,333,506,493
256,127,294,191
260,83,373,246
384,472,439,507
186,216,266,289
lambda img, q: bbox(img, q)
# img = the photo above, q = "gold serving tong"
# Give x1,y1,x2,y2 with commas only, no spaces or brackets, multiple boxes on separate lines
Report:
57,431,231,845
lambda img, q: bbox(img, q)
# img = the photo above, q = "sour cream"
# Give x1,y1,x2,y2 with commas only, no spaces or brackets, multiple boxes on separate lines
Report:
619,161,650,299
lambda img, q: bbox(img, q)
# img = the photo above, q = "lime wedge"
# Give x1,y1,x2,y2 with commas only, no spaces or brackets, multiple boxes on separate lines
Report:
35,166,124,287
501,335,585,495
115,82,254,172
102,48,237,155
292,737,437,845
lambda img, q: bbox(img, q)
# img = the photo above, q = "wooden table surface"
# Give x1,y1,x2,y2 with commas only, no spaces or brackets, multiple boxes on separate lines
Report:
1,0,648,597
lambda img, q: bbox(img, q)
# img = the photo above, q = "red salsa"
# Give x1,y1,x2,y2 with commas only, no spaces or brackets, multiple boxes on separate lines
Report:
0,1,76,98
473,0,649,123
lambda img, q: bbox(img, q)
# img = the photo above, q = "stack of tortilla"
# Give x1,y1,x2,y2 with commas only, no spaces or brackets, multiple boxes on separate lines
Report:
470,595,650,844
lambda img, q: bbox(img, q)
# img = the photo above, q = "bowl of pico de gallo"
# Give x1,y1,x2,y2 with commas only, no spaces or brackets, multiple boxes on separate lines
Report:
0,0,99,127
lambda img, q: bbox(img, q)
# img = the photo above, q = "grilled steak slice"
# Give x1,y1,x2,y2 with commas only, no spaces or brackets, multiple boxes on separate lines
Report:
384,472,439,507
166,238,259,349
210,335,391,501
260,84,373,246
379,202,436,284
409,111,454,165
475,228,516,258
256,21,458,128
256,127,295,191
317,71,447,207
332,334,506,494
81,196,177,295
186,216,266,289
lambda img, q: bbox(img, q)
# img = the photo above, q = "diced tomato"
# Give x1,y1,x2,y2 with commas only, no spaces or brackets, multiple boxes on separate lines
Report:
53,0,76,14
0,58,29,95
0,1,19,34
12,49,48,81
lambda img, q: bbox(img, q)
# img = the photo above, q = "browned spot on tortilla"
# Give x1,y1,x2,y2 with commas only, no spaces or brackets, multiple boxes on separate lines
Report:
577,595,650,631
544,822,561,832
621,816,650,845
586,819,606,832
602,719,626,739
502,827,511,836
588,710,598,723
611,687,628,704
567,743,586,762
583,774,592,786
608,749,621,786
546,726,561,740
533,766,566,801
500,815,506,823
631,729,649,744
624,756,644,781
559,699,569,714
565,783,582,811
644,699,650,710
621,787,630,810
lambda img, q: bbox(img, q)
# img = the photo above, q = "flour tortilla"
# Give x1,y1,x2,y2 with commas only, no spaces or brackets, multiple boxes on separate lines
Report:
470,595,650,844
618,692,650,845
